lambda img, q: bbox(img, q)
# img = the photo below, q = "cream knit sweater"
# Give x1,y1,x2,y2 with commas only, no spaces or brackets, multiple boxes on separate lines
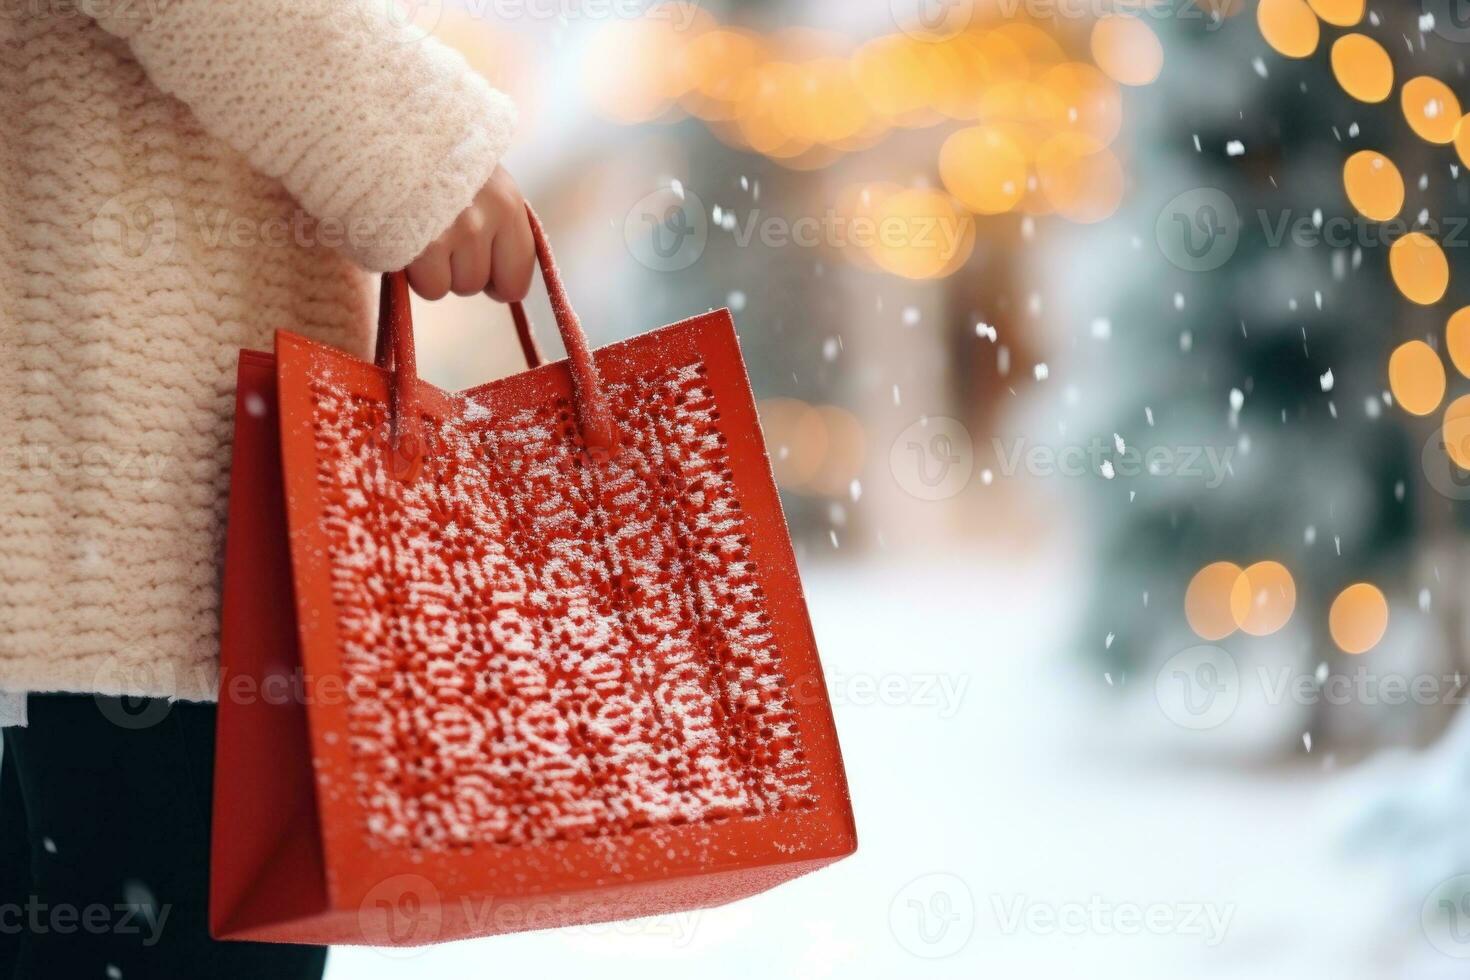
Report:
0,2,516,701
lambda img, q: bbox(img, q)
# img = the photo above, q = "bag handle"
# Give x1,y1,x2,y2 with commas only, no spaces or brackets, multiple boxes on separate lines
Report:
377,281,543,369
374,205,619,471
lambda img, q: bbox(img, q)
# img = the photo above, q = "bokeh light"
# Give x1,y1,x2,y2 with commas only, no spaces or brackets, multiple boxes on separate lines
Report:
1389,232,1450,305
1257,0,1321,59
1329,583,1389,655
1090,15,1164,87
1043,62,1123,150
584,6,1162,273
1342,150,1404,221
806,406,867,497
682,28,767,122
1035,137,1126,224
1229,561,1297,636
1186,561,1244,641
757,399,868,497
1388,340,1447,416
1306,0,1364,26
941,126,1027,215
1446,307,1470,378
1402,76,1462,145
1454,115,1470,169
760,398,829,490
1443,395,1470,470
1330,34,1393,103
855,186,977,280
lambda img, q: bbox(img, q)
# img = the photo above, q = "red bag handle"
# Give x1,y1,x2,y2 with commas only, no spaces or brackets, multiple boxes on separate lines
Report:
374,205,619,468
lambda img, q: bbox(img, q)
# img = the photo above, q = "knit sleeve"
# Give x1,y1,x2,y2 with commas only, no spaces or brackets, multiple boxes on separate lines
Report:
91,1,516,272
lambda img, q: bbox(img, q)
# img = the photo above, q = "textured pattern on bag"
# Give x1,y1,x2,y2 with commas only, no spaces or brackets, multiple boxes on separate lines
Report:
308,361,817,851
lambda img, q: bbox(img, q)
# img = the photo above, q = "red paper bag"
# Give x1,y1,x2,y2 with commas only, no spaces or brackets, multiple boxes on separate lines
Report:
211,209,856,946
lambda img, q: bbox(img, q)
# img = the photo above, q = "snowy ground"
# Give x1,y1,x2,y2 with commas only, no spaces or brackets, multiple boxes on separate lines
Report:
328,550,1457,979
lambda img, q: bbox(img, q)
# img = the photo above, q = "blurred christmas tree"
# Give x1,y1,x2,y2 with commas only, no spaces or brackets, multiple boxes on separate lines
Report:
1080,1,1470,752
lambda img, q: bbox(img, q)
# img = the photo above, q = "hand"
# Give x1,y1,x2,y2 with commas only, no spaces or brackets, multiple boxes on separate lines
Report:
404,166,535,303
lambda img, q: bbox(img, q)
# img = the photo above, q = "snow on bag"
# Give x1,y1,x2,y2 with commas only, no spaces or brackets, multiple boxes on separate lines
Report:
210,208,857,946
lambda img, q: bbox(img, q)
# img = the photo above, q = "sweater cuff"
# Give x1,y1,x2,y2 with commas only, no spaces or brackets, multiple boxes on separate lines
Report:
91,0,518,274
340,84,517,272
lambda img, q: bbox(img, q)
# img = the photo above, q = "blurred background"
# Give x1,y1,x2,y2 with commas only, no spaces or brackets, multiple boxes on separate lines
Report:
337,0,1470,976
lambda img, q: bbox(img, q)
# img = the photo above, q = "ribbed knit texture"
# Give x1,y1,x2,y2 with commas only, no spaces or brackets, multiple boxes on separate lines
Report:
0,4,516,700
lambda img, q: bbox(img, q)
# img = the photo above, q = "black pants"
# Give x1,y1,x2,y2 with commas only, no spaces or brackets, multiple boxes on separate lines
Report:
0,694,327,979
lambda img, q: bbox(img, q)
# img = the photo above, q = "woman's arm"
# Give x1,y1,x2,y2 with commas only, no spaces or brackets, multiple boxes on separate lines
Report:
90,0,520,281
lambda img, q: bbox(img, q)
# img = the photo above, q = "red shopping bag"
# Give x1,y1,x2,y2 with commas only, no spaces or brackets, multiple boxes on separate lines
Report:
211,209,856,946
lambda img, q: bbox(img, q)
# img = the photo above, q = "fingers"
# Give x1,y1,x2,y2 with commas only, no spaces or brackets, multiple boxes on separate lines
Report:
448,210,491,298
487,203,535,303
406,241,452,301
406,165,531,302
482,167,534,303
